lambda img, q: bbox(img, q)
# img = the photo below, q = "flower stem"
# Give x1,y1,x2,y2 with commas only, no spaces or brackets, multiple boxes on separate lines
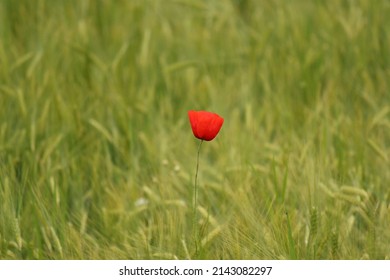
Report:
192,140,203,256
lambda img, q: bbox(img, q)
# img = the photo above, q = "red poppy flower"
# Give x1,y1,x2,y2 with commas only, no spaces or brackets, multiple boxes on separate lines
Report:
188,110,224,141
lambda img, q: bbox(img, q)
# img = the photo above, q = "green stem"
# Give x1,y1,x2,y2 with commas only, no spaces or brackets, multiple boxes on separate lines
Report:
192,140,203,257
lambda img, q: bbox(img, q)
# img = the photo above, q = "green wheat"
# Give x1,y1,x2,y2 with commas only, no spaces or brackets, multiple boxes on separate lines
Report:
0,0,389,260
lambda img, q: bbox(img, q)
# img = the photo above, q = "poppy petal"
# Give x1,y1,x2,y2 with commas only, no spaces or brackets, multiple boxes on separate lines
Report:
188,110,224,141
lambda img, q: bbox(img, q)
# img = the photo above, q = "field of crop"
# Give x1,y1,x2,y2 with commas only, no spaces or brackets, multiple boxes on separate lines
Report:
0,0,389,259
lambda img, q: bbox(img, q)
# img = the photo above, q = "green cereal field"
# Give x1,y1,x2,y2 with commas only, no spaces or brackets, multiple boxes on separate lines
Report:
0,0,389,259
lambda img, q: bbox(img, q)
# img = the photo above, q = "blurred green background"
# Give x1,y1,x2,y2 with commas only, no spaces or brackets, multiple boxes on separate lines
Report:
0,0,389,259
